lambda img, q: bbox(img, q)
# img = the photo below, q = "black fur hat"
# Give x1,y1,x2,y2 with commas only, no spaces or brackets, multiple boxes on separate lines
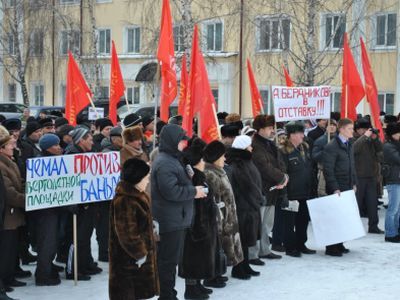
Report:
203,140,226,163
122,158,150,185
386,122,400,137
285,121,305,135
183,138,206,166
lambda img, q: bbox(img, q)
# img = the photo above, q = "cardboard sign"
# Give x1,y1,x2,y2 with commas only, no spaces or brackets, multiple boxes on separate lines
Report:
88,107,105,120
25,152,121,211
307,190,366,247
272,86,331,122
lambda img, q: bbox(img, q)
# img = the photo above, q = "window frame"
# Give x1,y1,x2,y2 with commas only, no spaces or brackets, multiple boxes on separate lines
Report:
32,82,45,106
30,29,44,57
371,12,397,50
378,92,395,115
173,24,185,53
255,15,291,53
202,19,224,53
124,26,141,54
59,30,81,56
97,28,111,55
8,83,17,103
320,12,346,51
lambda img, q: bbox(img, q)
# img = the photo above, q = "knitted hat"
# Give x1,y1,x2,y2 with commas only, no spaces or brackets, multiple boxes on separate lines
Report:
253,114,275,131
123,113,142,128
110,126,122,137
39,134,60,150
57,124,75,138
2,118,22,131
26,121,41,137
285,121,305,135
168,115,183,125
95,118,113,132
123,126,143,143
55,117,69,128
232,135,252,150
241,125,256,136
203,140,226,163
386,122,400,137
220,123,241,138
0,125,11,148
122,158,150,185
70,127,89,144
39,117,54,128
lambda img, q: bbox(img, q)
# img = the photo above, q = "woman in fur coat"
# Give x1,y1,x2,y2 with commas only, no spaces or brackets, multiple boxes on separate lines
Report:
109,158,159,300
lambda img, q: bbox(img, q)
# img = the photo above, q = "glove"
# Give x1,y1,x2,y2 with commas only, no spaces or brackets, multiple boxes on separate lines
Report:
136,255,147,268
153,220,159,236
280,194,289,209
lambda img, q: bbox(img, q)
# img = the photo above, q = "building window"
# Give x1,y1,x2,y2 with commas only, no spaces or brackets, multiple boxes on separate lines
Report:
30,30,44,56
8,34,17,55
322,14,346,50
8,84,16,102
60,84,66,106
205,22,223,52
60,31,80,55
97,86,109,99
97,29,111,54
173,25,185,52
211,88,219,108
126,27,140,53
378,93,395,115
256,16,290,51
374,13,397,48
33,84,44,106
127,87,140,105
330,91,342,112
60,0,79,4
260,89,271,114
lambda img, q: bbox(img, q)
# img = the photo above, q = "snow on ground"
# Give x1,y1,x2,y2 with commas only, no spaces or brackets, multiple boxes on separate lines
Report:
10,200,399,300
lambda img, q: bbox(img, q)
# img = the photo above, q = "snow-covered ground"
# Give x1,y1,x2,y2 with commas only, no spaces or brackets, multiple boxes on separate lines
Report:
9,200,398,300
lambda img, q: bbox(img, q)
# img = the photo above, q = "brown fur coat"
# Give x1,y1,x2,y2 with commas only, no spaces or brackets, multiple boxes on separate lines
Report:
109,181,159,300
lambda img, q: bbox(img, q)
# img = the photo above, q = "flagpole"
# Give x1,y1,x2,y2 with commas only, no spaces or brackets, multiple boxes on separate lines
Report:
153,63,161,150
86,92,99,119
345,84,348,118
212,103,221,140
123,90,132,114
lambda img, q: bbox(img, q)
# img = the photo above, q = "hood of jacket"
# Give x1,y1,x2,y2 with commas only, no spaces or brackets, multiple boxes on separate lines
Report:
158,124,187,158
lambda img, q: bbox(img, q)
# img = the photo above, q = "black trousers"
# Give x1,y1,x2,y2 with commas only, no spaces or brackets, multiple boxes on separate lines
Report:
283,200,310,251
272,198,285,246
157,230,186,300
356,177,379,229
66,206,95,275
33,209,59,279
94,201,110,260
0,230,18,281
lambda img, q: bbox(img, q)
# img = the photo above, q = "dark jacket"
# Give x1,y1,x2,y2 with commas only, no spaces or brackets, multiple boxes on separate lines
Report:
383,140,400,185
92,133,105,152
308,126,326,143
20,136,41,180
109,181,159,300
252,133,286,206
353,135,383,178
179,168,218,280
151,125,196,234
280,140,315,200
312,134,333,164
0,170,6,230
322,136,357,194
226,148,262,247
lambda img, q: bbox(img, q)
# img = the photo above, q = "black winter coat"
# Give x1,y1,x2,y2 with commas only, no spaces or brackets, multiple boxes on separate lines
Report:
0,170,6,230
179,169,218,280
226,148,262,247
92,133,105,152
322,136,357,194
383,140,400,185
353,135,382,178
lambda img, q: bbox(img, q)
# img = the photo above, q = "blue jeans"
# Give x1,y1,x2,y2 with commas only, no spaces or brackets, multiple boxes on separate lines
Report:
385,185,400,237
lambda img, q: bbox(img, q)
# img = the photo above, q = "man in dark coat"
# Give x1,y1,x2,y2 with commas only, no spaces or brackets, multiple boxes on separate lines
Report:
307,119,328,145
92,118,113,152
322,118,357,256
151,124,206,300
353,118,383,234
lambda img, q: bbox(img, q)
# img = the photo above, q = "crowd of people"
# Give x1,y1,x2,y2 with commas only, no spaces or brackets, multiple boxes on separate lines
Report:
0,108,399,300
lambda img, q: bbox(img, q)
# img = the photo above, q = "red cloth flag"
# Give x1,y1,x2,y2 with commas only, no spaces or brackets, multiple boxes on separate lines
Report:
247,59,264,117
360,38,384,141
109,41,125,125
157,0,177,122
65,51,92,126
178,53,188,116
341,33,365,120
186,25,219,142
283,65,294,87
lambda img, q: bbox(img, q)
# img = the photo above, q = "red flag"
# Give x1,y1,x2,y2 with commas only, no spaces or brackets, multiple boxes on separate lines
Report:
109,41,125,125
65,51,92,126
341,33,365,120
157,0,177,122
360,38,384,141
178,53,188,116
247,59,264,117
283,65,294,87
186,25,219,142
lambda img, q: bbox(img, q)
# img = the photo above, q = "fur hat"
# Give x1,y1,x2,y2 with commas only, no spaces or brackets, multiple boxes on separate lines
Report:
183,138,206,166
123,113,142,128
386,122,400,137
39,117,54,128
55,117,69,128
2,118,22,131
232,135,252,150
285,121,305,135
225,113,241,124
95,118,113,132
110,127,122,137
123,126,143,143
168,115,183,125
142,116,155,128
355,118,371,130
221,123,241,138
39,134,60,150
26,121,41,137
0,125,11,148
57,124,75,138
122,158,150,185
203,140,226,163
384,115,397,124
253,114,275,131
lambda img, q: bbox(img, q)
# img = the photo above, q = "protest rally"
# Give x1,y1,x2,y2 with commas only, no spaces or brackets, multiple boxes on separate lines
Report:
1,0,400,299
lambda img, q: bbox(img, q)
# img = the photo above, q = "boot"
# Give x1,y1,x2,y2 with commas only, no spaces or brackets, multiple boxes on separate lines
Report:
0,291,16,300
244,263,260,276
197,281,212,295
203,277,226,288
184,284,209,300
21,252,37,265
231,263,251,280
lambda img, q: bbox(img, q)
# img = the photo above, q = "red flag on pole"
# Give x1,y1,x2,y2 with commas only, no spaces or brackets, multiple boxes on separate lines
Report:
186,25,220,142
178,53,188,116
360,38,384,141
157,0,177,122
341,33,365,120
247,59,264,117
65,51,92,126
283,65,294,87
109,41,125,125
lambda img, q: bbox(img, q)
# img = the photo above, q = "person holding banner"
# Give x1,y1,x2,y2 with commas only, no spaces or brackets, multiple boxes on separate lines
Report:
322,118,356,256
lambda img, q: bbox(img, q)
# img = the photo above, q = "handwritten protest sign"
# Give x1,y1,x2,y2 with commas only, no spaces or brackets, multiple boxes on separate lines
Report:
25,152,121,211
272,86,331,122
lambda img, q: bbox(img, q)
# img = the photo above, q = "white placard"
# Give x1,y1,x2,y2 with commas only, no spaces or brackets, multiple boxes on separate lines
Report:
272,86,331,122
307,190,366,247
88,107,105,120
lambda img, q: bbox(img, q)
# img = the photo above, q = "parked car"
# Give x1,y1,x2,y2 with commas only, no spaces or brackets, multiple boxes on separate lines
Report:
133,103,178,119
77,99,128,122
30,106,65,119
0,102,28,119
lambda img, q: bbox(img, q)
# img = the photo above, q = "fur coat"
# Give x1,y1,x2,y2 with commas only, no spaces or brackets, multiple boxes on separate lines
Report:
204,163,243,266
120,144,149,166
109,181,159,300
